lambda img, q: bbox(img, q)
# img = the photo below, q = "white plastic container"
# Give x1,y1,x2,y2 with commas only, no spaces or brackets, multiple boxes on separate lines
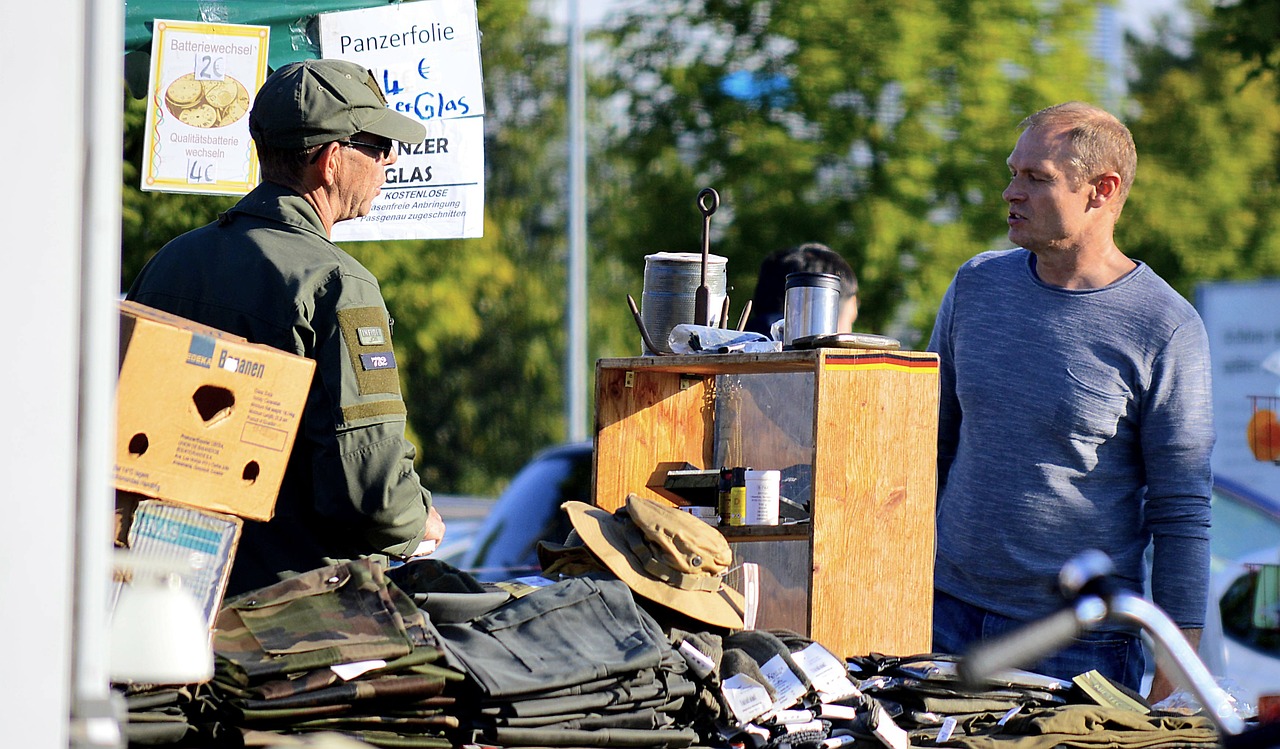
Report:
744,469,781,526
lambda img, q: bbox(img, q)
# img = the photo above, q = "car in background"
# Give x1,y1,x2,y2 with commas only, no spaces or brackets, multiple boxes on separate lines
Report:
428,493,496,567
1202,475,1280,706
453,441,593,581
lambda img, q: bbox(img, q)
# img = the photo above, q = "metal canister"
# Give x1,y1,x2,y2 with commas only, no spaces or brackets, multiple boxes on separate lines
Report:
640,252,728,355
782,271,841,346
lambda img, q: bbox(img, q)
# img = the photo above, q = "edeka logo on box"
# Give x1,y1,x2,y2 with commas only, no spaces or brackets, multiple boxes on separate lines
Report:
186,333,216,369
217,348,266,379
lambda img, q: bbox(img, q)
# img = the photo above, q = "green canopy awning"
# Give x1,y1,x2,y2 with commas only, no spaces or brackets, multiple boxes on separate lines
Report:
123,0,393,94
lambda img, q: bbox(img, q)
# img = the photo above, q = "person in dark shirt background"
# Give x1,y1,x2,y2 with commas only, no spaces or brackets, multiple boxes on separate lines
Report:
743,242,859,338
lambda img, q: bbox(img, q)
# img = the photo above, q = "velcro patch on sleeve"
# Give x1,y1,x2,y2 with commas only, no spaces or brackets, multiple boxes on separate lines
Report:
341,398,408,423
360,351,397,371
336,306,402,397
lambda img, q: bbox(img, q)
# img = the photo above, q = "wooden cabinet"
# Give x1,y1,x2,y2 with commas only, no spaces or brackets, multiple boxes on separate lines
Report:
593,349,940,658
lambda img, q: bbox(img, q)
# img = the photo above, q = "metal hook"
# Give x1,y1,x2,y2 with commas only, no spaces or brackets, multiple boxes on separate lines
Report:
697,187,719,218
694,187,719,326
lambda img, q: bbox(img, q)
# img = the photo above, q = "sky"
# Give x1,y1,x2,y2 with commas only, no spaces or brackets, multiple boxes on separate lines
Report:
1119,0,1190,40
542,0,1191,36
539,0,1195,106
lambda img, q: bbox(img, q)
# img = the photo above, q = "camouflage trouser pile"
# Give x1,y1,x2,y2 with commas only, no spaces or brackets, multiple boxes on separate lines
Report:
209,558,465,748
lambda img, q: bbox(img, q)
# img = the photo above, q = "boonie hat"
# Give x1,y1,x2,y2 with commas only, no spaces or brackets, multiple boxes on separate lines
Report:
560,495,745,630
249,59,426,149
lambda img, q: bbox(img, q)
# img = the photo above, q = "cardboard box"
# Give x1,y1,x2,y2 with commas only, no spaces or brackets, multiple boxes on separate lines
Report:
115,301,315,520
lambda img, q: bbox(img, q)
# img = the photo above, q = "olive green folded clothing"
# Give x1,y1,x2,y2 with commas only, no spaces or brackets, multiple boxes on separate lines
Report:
119,685,213,748
122,712,192,747
435,577,670,698
336,733,453,749
495,706,675,730
931,705,1219,749
472,725,700,748
242,729,453,749
233,703,356,724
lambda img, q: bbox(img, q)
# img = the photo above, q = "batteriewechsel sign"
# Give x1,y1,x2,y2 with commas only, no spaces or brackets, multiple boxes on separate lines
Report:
141,20,270,196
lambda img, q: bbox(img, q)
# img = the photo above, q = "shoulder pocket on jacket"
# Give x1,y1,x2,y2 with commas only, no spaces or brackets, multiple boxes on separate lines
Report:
336,306,402,397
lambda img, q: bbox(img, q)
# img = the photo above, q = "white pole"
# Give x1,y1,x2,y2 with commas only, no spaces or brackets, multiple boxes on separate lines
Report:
566,0,589,443
71,0,126,743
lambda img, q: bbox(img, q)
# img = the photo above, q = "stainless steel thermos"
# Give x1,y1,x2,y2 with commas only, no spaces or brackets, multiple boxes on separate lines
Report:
782,271,841,346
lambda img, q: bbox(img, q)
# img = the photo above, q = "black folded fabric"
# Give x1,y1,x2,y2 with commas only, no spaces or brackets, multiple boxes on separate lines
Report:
436,578,669,698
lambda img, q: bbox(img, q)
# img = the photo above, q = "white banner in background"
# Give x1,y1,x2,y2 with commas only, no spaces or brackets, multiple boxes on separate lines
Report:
320,0,485,241
1197,279,1280,505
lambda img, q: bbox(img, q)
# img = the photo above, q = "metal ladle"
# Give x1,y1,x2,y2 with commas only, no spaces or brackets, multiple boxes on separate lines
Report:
693,187,719,326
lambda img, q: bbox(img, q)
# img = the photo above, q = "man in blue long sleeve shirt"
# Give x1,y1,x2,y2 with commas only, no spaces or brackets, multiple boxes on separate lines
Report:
926,102,1214,702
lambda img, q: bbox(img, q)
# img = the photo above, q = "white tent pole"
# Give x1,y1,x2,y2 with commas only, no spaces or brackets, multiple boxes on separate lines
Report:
70,0,125,744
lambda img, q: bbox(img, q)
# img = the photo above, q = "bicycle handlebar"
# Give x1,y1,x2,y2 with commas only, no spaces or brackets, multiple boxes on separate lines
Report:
959,596,1106,686
956,550,1247,738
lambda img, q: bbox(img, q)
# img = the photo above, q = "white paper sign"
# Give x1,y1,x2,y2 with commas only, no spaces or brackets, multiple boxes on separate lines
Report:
141,20,270,195
320,0,485,241
870,701,910,749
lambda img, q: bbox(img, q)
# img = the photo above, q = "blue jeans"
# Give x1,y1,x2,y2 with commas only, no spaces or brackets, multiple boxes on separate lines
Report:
932,589,1145,691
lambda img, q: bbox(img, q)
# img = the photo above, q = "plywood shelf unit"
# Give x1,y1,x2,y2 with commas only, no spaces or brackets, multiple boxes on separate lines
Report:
593,349,940,658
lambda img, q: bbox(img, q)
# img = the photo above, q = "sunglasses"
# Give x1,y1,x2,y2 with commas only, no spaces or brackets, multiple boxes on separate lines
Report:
339,138,394,161
309,137,394,163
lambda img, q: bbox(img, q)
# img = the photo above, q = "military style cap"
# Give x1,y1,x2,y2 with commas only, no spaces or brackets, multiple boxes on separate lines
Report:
249,59,426,150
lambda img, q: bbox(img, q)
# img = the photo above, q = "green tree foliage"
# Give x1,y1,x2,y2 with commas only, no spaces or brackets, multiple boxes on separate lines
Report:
118,0,1280,494
120,3,630,495
1211,0,1280,84
1125,69,1280,289
599,0,1110,342
1120,6,1280,292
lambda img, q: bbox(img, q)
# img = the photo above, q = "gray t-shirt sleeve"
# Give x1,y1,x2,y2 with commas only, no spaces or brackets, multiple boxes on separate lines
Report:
1141,318,1215,627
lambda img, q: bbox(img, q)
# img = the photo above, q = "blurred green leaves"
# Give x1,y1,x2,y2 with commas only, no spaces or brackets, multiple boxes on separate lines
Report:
598,0,1106,342
120,0,1280,493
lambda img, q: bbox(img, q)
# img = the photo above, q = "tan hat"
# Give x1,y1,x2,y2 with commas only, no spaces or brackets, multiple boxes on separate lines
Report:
561,495,745,629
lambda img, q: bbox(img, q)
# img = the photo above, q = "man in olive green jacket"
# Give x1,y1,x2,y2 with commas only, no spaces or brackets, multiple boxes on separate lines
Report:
128,59,445,595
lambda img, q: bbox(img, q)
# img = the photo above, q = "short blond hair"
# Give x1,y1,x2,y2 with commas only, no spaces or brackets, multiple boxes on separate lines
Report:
1020,101,1137,210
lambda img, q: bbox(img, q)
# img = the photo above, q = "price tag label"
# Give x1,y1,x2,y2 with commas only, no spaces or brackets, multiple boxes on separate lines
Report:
331,659,386,680
722,673,773,725
760,654,808,709
791,642,861,700
870,702,909,749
